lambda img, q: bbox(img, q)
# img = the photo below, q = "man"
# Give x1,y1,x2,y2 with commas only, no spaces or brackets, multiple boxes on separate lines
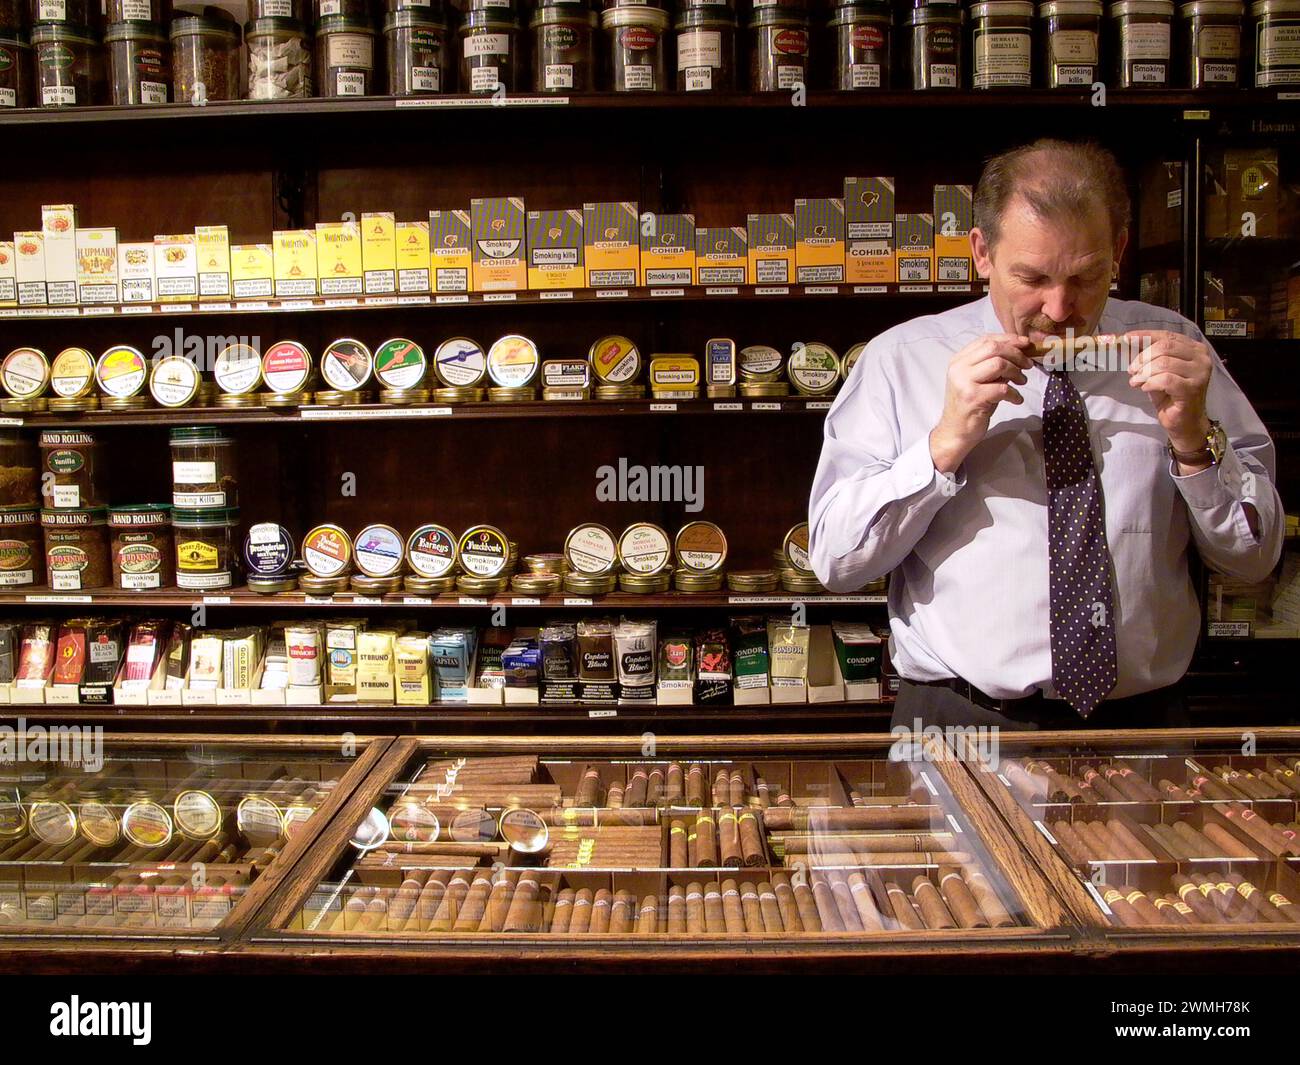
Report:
808,140,1284,730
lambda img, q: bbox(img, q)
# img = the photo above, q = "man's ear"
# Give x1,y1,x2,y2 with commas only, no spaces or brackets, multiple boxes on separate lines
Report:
971,227,993,280
1111,226,1129,273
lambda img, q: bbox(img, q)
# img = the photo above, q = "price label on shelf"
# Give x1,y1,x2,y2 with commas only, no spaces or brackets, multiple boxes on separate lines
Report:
364,296,399,307
540,291,573,300
752,402,782,411
0,418,23,427
25,594,92,604
301,406,453,420
202,596,231,605
238,301,270,311
304,596,335,605
511,597,541,606
596,289,628,299
323,298,360,308
755,287,789,296
588,709,618,719
705,287,738,296
484,293,516,303
82,305,113,316
204,302,234,312
804,286,840,295
397,295,431,306
563,597,593,606
713,402,743,411
650,403,677,412
650,288,684,298
402,596,434,605
938,284,972,293
854,285,887,294
121,304,154,314
435,294,469,305
458,596,487,606
281,299,312,310
898,284,934,294
351,596,383,605
806,400,832,410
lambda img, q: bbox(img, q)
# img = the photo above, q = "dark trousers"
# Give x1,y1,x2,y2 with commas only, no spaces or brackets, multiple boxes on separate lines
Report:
889,678,1191,732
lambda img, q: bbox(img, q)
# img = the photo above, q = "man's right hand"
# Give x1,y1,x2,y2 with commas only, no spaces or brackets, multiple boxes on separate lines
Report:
929,334,1034,474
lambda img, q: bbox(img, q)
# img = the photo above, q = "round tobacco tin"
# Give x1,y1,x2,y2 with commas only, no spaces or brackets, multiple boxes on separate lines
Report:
77,799,120,847
510,572,560,594
406,523,457,578
588,334,641,384
320,337,374,392
388,800,440,843
50,347,96,399
237,795,285,842
617,522,672,575
563,523,618,576
563,571,617,595
788,341,841,396
487,334,539,388
149,355,201,408
404,573,457,594
449,807,498,843
374,337,427,390
842,340,868,380
95,345,148,399
29,800,77,846
783,521,812,573
738,344,783,379
354,523,404,578
433,337,488,388
499,807,549,854
213,342,263,395
298,573,351,594
248,575,298,594
0,791,26,839
619,570,671,593
350,573,402,593
261,340,313,394
174,789,223,840
1,347,49,399
302,524,353,578
726,569,779,592
122,798,174,848
457,573,507,594
457,524,509,577
244,522,295,577
674,520,727,574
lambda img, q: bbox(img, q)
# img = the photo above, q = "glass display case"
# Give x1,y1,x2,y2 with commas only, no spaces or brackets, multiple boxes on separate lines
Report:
0,732,388,946
245,734,1079,961
956,728,1300,944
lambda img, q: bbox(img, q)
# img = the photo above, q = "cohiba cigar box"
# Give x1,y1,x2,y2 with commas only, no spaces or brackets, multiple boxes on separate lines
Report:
429,209,472,293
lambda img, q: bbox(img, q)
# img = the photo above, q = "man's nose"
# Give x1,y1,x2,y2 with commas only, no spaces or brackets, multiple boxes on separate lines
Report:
1042,286,1073,325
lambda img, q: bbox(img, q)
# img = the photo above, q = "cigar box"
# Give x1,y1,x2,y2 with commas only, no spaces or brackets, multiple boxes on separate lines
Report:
395,633,431,705
42,204,77,306
527,208,585,290
75,227,119,304
273,229,319,299
115,648,170,706
1224,148,1279,238
118,242,157,303
896,214,935,283
639,213,696,287
154,233,199,302
933,185,973,282
315,220,363,296
832,622,882,701
695,226,747,286
428,209,471,293
395,220,431,294
806,624,845,704
361,212,396,295
195,224,231,299
845,176,896,284
231,244,273,301
794,198,846,284
471,196,527,292
583,201,639,289
15,231,47,306
467,629,506,704
0,241,14,306
746,212,795,286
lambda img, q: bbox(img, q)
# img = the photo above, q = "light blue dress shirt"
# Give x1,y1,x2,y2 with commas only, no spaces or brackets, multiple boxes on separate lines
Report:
808,296,1284,701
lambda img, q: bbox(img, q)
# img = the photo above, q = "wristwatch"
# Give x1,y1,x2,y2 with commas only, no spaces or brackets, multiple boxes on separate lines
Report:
1168,419,1227,467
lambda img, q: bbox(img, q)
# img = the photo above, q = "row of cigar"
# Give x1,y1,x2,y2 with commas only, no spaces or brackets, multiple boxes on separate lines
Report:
1099,875,1300,928
545,826,663,869
1004,756,1300,806
1052,811,1300,866
667,811,767,868
0,828,285,868
313,864,1015,935
778,831,974,869
570,763,792,810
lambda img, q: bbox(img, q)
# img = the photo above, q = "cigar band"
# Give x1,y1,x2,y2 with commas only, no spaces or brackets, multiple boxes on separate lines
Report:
737,811,757,823
719,812,736,825
1269,892,1292,906
1237,882,1256,899
1125,891,1147,905
1103,889,1125,904
850,881,869,895
697,814,714,824
1153,897,1174,910
940,872,963,888
1174,902,1194,915
686,891,702,902
722,888,739,898
1215,881,1234,896
1198,882,1216,898
760,889,776,899
1240,808,1258,822
670,825,685,835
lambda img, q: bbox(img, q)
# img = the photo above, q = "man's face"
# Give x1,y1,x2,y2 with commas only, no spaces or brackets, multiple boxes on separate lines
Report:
971,194,1128,351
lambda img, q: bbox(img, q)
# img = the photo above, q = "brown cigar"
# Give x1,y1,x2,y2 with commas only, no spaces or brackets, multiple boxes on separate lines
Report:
625,769,648,808
665,762,684,802
1077,766,1125,803
478,875,515,932
686,764,706,807
608,890,634,933
1077,820,1119,861
1099,884,1147,927
569,888,593,933
503,876,542,933
1004,760,1049,805
427,870,470,932
755,777,771,808
1265,888,1300,925
1215,802,1297,857
667,885,686,933
847,871,886,931
718,809,742,867
939,868,989,929
550,887,575,933
589,888,612,933
1108,821,1158,861
964,868,1016,928
720,878,745,932
1124,889,1164,926
647,766,663,803
729,770,746,808
635,894,658,935
737,810,766,866
823,869,863,931
1143,823,1190,860
683,882,705,933
1227,874,1285,925
702,883,725,932
790,877,822,931
605,783,624,809
1148,895,1187,926
763,807,934,832
757,881,783,932
1189,874,1235,920
575,767,602,807
770,871,803,932
1172,875,1222,924
695,812,718,867
452,873,493,932
1051,820,1093,865
1100,765,1157,802
1200,821,1258,859
1190,773,1237,801
1159,778,1194,801
669,819,689,867
1033,761,1085,803
740,882,765,933
885,880,926,930
712,769,729,807
1168,820,1214,858
911,875,956,930
810,876,845,931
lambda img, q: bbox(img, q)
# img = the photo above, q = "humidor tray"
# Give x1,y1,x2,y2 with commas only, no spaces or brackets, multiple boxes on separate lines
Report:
952,728,1300,947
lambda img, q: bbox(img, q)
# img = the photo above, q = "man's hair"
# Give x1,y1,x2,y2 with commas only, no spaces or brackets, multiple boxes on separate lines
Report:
973,139,1131,247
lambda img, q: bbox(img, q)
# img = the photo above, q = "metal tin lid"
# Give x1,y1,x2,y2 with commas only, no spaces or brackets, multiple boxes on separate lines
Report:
379,387,430,405
1109,0,1174,13
499,807,550,852
374,338,427,390
1,347,49,399
601,5,671,28
842,341,868,379
406,523,457,578
354,523,405,577
77,799,120,847
237,794,285,841
95,345,148,399
433,337,487,388
457,524,510,577
170,10,241,39
261,390,310,408
317,14,377,33
739,344,783,378
248,574,299,594
827,2,893,25
244,521,295,575
48,396,100,413
449,807,498,843
302,523,353,578
0,790,26,839
726,568,780,590
383,9,450,30
108,504,172,528
172,505,239,526
214,341,263,395
674,520,727,573
404,573,457,593
510,572,561,593
29,800,77,846
788,341,841,396
100,395,152,410
50,347,96,398
105,20,169,43
1040,0,1104,13
783,522,812,572
173,789,222,840
457,573,507,593
350,573,403,593
617,522,672,575
530,4,598,26
169,425,232,444
245,16,309,35
619,570,671,592
588,334,641,384
297,573,351,593
675,7,739,27
907,5,965,22
1250,0,1298,13
563,571,617,593
262,339,313,394
523,551,568,574
563,523,618,575
122,798,174,848
149,355,202,408
320,338,374,392
970,1,1035,15
459,10,522,30
487,334,540,388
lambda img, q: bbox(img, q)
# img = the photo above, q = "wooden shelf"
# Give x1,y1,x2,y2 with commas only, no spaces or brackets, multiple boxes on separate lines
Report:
2,588,887,609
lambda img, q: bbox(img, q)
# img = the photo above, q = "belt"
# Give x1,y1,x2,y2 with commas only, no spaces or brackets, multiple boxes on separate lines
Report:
914,676,1178,720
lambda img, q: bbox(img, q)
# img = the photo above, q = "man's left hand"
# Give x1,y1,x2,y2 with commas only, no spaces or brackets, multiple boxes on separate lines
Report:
1119,329,1212,452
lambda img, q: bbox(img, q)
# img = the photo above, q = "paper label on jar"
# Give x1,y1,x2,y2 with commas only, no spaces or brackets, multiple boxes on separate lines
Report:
40,0,65,19
464,33,510,58
1051,30,1098,64
684,66,713,91
413,66,440,91
261,0,293,14
52,569,82,591
328,34,373,68
334,70,366,96
52,484,80,508
1259,24,1300,66
545,64,574,89
849,63,881,88
141,82,168,104
0,89,14,108
1131,61,1167,81
173,460,217,485
622,64,655,89
1122,21,1170,59
974,29,1031,86
1201,61,1237,81
678,30,722,69
119,571,161,590
927,63,956,87
471,65,501,91
320,0,341,13
177,571,231,589
43,85,76,107
0,569,33,586
776,65,804,88
174,492,225,509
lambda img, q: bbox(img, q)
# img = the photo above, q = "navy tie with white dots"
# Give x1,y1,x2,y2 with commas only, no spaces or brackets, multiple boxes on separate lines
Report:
1043,369,1118,717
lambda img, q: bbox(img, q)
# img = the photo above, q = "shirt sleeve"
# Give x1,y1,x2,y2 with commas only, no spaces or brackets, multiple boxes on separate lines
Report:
808,335,963,592
1168,329,1285,583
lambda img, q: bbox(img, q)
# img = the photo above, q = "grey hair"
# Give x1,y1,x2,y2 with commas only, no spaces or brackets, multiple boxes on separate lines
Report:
973,139,1131,247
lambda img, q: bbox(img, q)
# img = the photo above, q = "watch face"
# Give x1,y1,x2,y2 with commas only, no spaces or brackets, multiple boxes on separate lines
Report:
1208,421,1227,463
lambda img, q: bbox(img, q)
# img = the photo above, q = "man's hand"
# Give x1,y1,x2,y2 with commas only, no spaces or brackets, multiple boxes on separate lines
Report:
929,334,1033,474
1120,329,1213,454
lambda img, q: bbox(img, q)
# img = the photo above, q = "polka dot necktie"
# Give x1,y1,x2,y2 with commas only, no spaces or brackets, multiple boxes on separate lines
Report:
1043,369,1118,717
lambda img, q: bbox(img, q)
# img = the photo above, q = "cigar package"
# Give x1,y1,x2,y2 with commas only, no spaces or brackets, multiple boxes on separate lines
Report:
0,622,17,683
395,633,431,705
615,620,656,704
430,627,477,702
188,635,224,689
16,623,56,686
729,616,770,690
123,620,170,689
501,637,540,690
222,627,262,690
51,622,87,686
540,624,578,681
326,621,362,700
767,618,810,690
694,627,732,706
84,620,125,687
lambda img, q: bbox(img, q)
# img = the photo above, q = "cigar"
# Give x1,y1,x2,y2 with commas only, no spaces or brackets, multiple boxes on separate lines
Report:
718,810,742,867
712,769,729,808
388,876,425,928
770,871,803,932
544,809,658,827
702,883,725,932
720,877,746,932
846,871,886,931
1159,779,1194,802
1265,888,1300,924
1166,820,1212,858
939,868,988,929
1252,771,1292,798
343,892,370,931
1124,889,1164,926
687,824,698,867
1199,821,1257,859
451,873,493,931
1142,823,1189,861
1216,768,1270,800
669,819,688,867
608,890,634,933
1108,821,1158,861
665,763,683,802
1215,802,1298,857
740,882,765,933
729,770,745,808
589,888,612,933
737,810,765,866
1190,773,1237,801
1173,875,1223,924
1152,895,1190,926
429,870,470,932
964,868,1016,928
1189,874,1234,920
1264,759,1300,796
667,885,686,933
686,764,706,807
1102,765,1160,803
569,888,593,933
695,813,718,867
1099,884,1147,928
647,767,663,803
757,881,783,932
1051,820,1093,865
606,783,624,809
810,877,845,931
885,880,926,930
503,875,542,933
477,875,515,932
1227,874,1285,925
793,849,975,867
775,786,794,808
684,882,705,934
1004,760,1049,805
635,894,659,935
1077,766,1125,803
1034,761,1084,803
763,807,935,832
575,767,602,807
550,887,575,933
755,778,771,809
791,877,823,932
625,769,648,808
911,875,957,930
1077,820,1120,861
